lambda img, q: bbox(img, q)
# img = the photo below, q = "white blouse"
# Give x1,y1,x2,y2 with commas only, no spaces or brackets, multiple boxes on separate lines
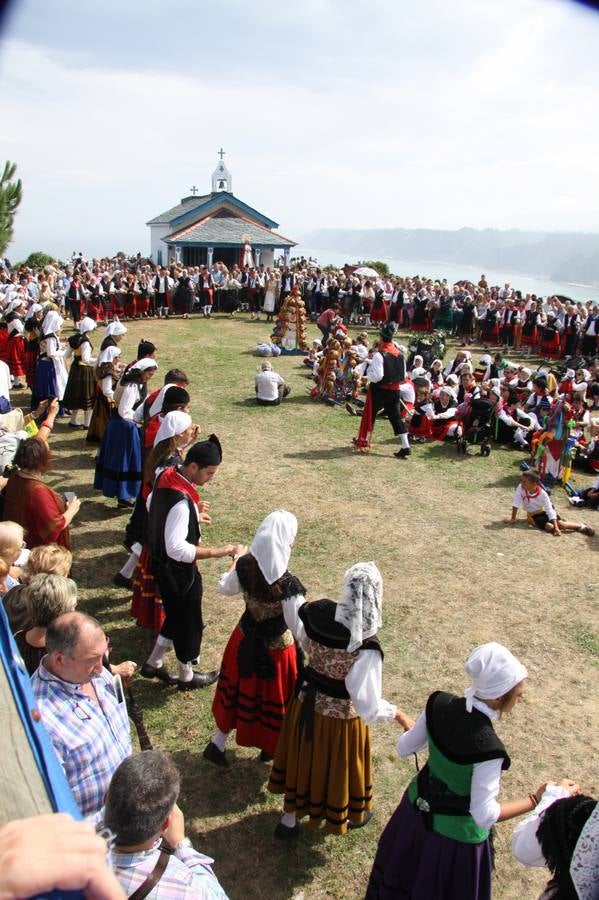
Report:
512,784,572,867
281,594,397,726
397,698,504,830
117,384,144,422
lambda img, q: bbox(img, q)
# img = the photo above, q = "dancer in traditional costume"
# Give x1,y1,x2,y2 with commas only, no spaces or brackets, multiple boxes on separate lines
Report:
31,311,68,411
85,345,121,445
540,313,562,359
128,410,198,628
62,317,97,429
521,302,540,355
93,358,157,507
6,299,27,389
204,510,302,767
99,319,127,353
366,642,550,900
353,323,411,459
268,562,403,838
141,436,243,690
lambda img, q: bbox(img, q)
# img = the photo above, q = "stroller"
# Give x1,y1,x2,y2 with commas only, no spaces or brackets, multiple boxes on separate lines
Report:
456,398,494,456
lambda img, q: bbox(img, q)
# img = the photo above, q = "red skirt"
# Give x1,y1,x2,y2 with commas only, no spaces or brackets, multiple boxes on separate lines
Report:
409,415,433,439
212,625,299,756
130,546,165,634
7,336,26,378
111,297,125,318
521,328,538,346
412,320,428,332
124,297,137,318
0,328,8,364
370,302,388,323
540,332,561,358
86,300,105,322
481,323,500,343
432,417,458,441
24,342,39,388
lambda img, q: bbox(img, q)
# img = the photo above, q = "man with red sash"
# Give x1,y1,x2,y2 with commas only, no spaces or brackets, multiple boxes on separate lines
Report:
353,322,411,458
141,435,243,690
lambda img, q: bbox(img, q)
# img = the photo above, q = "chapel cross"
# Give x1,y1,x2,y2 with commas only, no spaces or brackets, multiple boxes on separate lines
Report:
218,147,226,160
190,185,199,195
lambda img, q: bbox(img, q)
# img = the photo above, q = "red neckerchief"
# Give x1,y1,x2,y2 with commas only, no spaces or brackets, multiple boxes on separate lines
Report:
522,485,541,501
380,341,400,357
156,466,198,507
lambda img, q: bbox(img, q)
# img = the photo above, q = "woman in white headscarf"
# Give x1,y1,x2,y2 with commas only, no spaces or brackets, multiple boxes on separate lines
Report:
267,562,404,838
62,317,97,429
93,358,157,507
366,642,565,900
31,310,68,409
85,345,122,445
203,510,303,767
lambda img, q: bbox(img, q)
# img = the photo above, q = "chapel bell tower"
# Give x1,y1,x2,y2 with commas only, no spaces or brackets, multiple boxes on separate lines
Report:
211,148,232,193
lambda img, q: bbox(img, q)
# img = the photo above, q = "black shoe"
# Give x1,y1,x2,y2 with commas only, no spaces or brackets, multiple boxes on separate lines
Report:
112,573,133,590
177,670,219,691
68,422,80,428
274,822,300,840
394,448,411,459
258,750,273,762
345,402,358,416
203,741,230,768
117,498,136,509
140,662,178,684
348,811,372,830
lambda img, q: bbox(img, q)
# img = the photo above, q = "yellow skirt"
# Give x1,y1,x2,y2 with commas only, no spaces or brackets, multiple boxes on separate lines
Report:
267,694,372,835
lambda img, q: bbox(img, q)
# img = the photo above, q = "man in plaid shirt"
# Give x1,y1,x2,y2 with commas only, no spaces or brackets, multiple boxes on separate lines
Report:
104,751,228,899
31,611,132,816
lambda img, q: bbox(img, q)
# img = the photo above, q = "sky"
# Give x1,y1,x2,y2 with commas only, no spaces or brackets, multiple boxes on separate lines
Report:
1,0,599,260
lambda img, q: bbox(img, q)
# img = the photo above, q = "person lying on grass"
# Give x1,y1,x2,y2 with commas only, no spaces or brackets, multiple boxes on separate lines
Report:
504,471,594,537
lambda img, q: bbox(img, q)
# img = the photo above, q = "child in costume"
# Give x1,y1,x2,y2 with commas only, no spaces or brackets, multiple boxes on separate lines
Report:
504,471,594,536
204,510,303,766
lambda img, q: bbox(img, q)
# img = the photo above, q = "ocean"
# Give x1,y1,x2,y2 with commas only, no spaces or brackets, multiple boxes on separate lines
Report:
295,246,599,305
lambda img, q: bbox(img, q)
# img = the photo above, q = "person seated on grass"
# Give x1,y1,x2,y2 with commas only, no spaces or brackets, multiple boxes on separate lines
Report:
568,475,599,511
504,471,594,537
255,360,290,406
102,751,228,899
512,786,597,900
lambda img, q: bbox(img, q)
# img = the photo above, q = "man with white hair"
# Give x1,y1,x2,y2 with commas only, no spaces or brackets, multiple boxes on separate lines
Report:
255,360,290,405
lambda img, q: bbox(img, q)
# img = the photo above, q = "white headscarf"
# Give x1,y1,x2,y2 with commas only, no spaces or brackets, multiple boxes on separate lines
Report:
42,311,63,335
249,509,298,585
104,320,127,337
149,382,176,418
154,411,192,446
130,358,158,373
463,642,528,712
98,345,121,366
78,316,96,334
334,561,383,653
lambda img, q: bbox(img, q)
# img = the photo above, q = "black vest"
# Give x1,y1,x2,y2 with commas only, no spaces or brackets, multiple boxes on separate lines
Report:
426,691,510,767
147,486,199,567
381,349,406,384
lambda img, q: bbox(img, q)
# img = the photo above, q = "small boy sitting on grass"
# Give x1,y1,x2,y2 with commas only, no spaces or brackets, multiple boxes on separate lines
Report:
504,471,595,537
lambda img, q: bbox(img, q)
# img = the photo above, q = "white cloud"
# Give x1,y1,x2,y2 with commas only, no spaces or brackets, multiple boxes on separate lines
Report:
1,0,599,260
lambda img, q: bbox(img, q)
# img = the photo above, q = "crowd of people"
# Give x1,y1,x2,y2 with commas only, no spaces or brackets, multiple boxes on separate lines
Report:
0,251,597,900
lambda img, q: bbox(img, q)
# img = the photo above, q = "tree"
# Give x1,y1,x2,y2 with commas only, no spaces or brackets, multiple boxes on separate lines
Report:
0,162,23,258
22,251,54,270
362,260,390,276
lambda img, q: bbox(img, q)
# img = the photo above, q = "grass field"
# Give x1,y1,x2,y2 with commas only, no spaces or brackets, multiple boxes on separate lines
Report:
43,314,597,899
